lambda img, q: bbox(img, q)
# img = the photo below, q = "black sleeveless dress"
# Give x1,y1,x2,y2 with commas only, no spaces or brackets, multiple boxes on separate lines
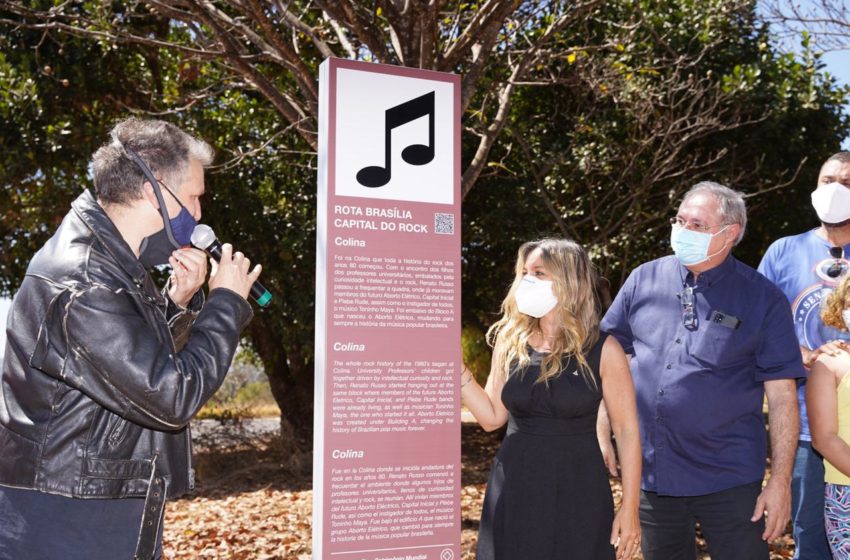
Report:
476,334,615,560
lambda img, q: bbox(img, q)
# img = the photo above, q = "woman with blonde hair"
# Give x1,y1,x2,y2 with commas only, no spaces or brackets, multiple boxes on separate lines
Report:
807,272,850,559
461,238,641,560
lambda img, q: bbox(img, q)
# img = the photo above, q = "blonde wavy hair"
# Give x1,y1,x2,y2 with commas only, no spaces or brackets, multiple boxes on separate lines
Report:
821,273,850,330
486,238,601,387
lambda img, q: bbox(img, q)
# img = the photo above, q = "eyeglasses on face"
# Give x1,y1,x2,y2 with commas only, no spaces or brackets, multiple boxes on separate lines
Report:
670,216,728,234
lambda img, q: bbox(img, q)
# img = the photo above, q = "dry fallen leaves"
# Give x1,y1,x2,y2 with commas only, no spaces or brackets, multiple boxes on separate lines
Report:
162,423,796,559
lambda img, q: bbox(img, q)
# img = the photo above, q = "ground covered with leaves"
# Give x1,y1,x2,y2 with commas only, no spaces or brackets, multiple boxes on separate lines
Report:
163,422,796,559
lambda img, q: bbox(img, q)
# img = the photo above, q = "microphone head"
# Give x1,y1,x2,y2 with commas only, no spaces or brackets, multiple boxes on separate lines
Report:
190,224,217,250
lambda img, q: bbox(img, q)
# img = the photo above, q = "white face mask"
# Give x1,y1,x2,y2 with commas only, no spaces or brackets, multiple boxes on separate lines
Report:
812,182,850,224
842,309,850,332
514,275,558,318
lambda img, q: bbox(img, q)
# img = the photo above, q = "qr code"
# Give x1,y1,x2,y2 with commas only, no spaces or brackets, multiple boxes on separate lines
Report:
434,213,454,235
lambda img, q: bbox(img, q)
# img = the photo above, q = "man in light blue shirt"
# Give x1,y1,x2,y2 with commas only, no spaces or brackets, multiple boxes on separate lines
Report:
759,151,850,559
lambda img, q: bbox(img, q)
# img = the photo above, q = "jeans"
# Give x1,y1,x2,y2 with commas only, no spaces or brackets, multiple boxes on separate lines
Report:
0,485,162,559
792,441,832,559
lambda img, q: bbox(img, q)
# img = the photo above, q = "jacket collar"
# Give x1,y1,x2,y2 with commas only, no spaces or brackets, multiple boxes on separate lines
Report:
71,189,148,286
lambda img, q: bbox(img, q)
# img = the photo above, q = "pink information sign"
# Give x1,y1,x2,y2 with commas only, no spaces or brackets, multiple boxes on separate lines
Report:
313,58,461,560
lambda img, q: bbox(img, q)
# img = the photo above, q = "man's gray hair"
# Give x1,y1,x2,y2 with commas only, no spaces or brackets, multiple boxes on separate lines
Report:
91,117,213,206
681,181,747,245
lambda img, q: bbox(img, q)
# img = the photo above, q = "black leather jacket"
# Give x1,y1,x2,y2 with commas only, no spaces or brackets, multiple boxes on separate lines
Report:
0,190,253,558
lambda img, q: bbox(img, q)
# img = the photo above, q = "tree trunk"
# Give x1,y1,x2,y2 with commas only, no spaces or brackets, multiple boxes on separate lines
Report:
248,317,314,464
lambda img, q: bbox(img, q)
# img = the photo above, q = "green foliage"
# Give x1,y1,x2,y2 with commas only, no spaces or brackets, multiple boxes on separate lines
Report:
198,380,280,420
1,0,848,433
0,13,172,294
0,10,320,431
462,325,492,385
199,347,280,420
461,0,849,330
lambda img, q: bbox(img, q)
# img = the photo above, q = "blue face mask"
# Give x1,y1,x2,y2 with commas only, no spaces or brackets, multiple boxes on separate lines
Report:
139,185,197,268
670,224,728,266
168,205,197,246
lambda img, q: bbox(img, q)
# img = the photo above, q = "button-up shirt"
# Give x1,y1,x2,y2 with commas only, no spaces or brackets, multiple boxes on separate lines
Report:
601,254,805,496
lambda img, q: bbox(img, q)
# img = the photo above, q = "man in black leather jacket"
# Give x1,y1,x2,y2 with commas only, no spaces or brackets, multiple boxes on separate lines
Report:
0,118,262,559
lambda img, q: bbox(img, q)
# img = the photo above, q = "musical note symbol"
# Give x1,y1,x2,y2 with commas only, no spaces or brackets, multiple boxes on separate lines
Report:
356,91,435,188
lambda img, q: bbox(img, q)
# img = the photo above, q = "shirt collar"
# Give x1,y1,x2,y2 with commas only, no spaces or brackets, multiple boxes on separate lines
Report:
812,229,850,253
678,253,736,289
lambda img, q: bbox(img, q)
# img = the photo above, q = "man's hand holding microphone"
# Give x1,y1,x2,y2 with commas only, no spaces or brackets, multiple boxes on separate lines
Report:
189,224,271,306
208,242,262,301
165,228,264,306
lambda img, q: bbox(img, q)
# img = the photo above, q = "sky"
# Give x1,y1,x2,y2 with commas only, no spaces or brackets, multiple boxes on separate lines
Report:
822,50,850,149
766,0,850,148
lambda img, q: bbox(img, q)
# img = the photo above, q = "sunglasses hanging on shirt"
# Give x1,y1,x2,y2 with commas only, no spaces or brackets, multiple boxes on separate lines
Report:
827,246,847,279
678,285,697,329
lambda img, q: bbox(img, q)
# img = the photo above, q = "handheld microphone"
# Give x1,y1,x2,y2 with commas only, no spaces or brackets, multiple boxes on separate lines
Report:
190,224,272,308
